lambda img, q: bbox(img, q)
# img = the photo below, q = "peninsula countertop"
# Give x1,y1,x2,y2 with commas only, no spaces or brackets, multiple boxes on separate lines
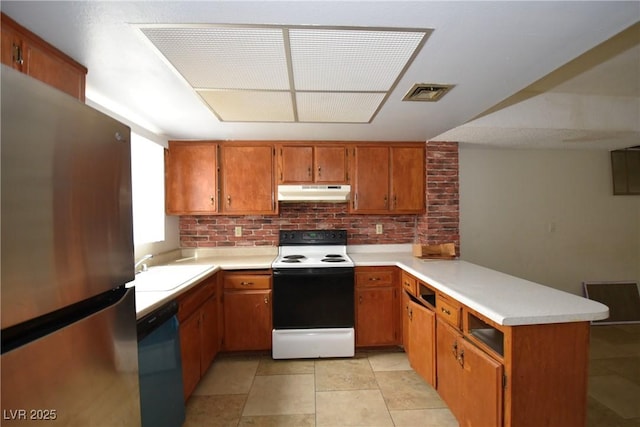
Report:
347,245,609,326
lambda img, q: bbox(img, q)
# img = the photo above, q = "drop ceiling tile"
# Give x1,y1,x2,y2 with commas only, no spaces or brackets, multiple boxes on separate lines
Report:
289,29,427,91
141,26,289,90
199,90,294,122
296,92,386,123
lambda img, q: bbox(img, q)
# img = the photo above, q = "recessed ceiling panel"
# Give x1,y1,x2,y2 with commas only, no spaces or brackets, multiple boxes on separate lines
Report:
296,92,386,123
198,90,294,122
289,29,427,91
139,24,431,123
141,26,289,90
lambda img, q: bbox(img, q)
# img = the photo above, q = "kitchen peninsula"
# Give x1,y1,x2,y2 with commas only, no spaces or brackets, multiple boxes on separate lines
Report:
130,245,607,427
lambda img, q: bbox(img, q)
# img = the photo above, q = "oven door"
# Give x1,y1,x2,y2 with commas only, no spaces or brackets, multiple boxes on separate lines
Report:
273,267,354,329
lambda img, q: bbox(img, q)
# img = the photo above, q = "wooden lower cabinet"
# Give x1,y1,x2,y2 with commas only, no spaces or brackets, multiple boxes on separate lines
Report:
436,318,503,427
222,271,272,351
178,275,220,400
355,267,400,347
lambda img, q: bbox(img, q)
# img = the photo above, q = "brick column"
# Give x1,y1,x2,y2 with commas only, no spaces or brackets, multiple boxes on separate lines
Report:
417,141,460,253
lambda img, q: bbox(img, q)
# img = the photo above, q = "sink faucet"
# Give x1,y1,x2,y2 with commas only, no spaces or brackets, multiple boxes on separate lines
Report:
135,254,153,273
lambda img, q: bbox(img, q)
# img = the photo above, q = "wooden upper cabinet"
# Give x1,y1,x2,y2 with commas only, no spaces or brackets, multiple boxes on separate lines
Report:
220,143,277,214
277,144,348,184
351,144,425,214
351,145,390,212
278,145,314,183
165,141,218,215
391,146,425,213
1,13,87,101
315,145,348,183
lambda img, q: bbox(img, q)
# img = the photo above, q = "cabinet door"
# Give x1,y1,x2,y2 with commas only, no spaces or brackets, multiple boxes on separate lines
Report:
166,142,218,215
278,145,313,183
200,295,219,376
356,287,397,347
1,13,87,101
221,145,275,214
351,146,389,212
390,146,425,213
460,338,503,427
180,312,201,400
1,22,21,70
315,145,348,183
23,40,86,101
402,291,411,353
436,319,465,421
408,300,435,387
223,290,272,351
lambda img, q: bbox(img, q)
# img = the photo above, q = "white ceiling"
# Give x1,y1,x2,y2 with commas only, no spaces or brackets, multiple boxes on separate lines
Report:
2,1,638,149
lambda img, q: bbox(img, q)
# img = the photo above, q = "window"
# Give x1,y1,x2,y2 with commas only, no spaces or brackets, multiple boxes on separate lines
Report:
131,133,165,244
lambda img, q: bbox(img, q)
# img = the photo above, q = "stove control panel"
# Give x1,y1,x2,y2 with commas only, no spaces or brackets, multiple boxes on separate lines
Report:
279,229,347,246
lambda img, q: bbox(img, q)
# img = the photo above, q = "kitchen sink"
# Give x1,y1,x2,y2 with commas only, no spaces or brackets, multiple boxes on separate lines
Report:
130,264,215,292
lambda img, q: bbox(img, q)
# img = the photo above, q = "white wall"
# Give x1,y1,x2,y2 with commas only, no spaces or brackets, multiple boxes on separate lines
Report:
459,146,640,296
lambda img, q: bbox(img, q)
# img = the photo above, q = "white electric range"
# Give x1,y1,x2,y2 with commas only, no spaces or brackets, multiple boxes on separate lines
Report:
271,229,355,359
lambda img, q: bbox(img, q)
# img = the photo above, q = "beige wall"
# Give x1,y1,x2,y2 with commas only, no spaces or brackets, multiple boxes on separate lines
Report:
459,146,640,296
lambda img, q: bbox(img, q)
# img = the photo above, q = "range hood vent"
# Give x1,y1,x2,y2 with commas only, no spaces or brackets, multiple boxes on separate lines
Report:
278,185,351,202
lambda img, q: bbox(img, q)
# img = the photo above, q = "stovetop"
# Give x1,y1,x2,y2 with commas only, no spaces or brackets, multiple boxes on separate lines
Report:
272,230,354,268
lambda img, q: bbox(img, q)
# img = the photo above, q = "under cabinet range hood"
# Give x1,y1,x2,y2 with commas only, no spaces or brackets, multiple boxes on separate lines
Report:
277,185,351,202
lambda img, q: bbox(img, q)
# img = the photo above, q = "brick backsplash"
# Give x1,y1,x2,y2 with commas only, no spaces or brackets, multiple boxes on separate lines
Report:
179,141,459,249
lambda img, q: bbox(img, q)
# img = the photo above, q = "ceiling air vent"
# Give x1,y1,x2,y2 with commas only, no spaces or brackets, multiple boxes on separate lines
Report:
403,83,454,102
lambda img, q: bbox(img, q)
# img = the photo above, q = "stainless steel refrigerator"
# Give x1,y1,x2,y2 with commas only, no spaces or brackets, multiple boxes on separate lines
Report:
1,66,141,426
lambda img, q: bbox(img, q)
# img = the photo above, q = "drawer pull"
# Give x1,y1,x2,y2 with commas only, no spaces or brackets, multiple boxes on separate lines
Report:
240,281,254,286
369,277,381,281
441,307,451,315
457,349,465,367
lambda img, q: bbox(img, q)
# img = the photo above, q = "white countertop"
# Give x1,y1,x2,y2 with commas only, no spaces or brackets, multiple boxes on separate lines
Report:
348,248,609,326
130,252,275,319
131,245,608,326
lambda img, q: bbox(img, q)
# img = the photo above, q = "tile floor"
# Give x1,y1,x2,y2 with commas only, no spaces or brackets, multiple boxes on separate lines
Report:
587,324,640,427
184,324,640,427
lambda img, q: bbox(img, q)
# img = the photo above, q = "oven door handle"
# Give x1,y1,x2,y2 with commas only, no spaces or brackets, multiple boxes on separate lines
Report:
273,267,354,277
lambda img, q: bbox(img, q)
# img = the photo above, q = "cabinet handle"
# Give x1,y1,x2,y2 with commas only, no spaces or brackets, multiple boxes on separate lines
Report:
359,295,363,304
227,195,231,206
369,277,381,281
457,349,465,368
408,307,413,320
317,166,322,177
452,341,458,358
240,281,254,286
384,195,388,208
264,295,269,304
393,195,397,209
210,196,215,205
441,307,451,316
12,43,23,65
308,167,312,177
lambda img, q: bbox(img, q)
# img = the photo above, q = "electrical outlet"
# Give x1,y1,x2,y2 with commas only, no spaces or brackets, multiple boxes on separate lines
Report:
234,226,242,237
376,224,383,234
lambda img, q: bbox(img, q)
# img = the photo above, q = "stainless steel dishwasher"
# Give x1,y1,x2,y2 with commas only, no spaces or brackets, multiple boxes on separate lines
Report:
137,300,185,427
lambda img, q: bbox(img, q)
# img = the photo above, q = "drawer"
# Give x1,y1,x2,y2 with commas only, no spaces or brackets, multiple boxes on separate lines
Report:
436,294,461,329
224,273,271,290
355,269,395,287
178,278,216,321
401,271,417,296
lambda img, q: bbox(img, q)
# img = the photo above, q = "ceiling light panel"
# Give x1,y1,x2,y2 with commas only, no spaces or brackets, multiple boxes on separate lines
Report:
289,29,427,91
141,26,289,90
296,92,386,123
198,90,294,122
